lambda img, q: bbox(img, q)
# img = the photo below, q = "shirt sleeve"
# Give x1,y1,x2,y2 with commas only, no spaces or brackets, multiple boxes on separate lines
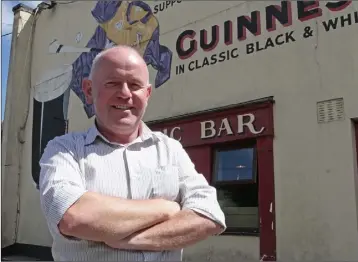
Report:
173,140,227,233
39,137,88,238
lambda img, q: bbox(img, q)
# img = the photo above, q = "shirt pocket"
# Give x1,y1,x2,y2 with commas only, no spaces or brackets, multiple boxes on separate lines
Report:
152,165,180,201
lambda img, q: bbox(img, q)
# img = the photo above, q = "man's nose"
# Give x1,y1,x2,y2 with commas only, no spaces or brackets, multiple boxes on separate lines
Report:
116,83,132,98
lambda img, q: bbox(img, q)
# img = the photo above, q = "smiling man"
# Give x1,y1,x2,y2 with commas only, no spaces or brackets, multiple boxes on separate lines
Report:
39,45,226,261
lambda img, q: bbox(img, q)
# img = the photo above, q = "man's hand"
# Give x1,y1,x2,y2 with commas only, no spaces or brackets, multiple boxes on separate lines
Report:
58,192,181,243
104,209,224,251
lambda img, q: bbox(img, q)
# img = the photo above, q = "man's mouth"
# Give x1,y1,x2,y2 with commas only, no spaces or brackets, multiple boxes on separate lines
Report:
112,105,133,110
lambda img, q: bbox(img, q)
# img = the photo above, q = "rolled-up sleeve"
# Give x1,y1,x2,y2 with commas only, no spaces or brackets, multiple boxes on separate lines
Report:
173,140,226,232
39,137,87,236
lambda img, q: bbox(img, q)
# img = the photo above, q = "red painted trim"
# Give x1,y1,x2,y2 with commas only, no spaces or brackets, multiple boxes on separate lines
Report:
257,136,276,260
185,146,212,183
148,100,276,260
150,101,274,147
355,122,358,167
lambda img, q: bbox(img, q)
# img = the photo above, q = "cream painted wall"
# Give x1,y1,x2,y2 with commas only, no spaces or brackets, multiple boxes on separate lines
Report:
16,87,53,246
4,1,358,260
1,7,38,247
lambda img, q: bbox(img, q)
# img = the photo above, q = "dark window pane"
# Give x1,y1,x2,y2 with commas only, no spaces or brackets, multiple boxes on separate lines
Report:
216,183,259,229
216,148,255,181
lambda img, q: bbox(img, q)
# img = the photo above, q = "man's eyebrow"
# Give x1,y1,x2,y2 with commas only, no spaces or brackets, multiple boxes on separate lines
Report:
127,75,146,84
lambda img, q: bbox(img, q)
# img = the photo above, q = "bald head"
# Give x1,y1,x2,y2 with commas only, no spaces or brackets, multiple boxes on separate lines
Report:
81,45,152,142
89,45,149,84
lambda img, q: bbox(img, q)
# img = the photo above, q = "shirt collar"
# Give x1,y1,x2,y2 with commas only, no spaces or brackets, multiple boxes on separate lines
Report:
84,120,159,146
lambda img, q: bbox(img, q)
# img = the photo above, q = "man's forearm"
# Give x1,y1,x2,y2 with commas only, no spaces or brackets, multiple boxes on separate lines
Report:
105,209,224,251
59,191,180,243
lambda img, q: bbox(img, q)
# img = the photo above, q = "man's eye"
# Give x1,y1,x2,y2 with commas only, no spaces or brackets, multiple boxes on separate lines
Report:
106,82,117,87
130,83,142,90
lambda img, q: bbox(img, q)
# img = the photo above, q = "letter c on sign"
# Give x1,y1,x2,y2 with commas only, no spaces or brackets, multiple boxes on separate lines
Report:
170,127,182,141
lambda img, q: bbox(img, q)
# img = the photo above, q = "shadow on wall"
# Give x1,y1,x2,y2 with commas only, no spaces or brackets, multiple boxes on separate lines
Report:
182,236,260,261
183,248,258,262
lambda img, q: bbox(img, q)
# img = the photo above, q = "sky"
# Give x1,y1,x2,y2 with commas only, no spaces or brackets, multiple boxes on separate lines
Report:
1,1,42,121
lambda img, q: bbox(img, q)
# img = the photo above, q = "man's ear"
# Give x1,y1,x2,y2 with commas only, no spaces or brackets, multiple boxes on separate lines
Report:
82,79,93,104
145,85,152,98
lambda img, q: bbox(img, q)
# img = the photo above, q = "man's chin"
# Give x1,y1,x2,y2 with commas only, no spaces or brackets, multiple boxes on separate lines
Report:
112,119,139,132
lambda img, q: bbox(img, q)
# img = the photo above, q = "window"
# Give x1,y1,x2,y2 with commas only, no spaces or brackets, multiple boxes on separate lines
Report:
213,144,259,234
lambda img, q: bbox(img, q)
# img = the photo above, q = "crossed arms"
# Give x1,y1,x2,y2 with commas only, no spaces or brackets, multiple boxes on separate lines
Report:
39,138,226,251
58,192,222,250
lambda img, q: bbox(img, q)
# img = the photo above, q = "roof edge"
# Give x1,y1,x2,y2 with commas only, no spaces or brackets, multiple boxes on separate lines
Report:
12,3,36,14
145,96,275,125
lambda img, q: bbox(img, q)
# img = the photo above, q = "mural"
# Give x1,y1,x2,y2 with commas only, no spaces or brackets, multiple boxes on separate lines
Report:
32,1,172,186
37,0,172,117
67,0,172,117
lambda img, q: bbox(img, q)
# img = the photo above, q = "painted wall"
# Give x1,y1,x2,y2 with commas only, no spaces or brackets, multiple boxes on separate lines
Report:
1,6,37,248
2,1,358,260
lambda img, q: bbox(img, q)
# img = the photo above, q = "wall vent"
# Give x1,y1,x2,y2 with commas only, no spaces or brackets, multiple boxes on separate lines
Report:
317,98,345,124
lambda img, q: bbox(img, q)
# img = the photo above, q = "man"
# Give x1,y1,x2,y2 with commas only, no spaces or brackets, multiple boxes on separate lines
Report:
39,45,226,261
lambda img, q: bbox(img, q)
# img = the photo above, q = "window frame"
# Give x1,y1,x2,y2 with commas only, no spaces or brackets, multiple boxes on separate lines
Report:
212,140,260,235
213,142,258,185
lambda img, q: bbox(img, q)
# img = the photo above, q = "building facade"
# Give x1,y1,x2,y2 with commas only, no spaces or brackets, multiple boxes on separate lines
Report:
2,1,358,260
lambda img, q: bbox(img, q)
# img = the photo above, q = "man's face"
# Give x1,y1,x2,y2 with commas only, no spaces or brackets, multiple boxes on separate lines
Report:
83,50,152,134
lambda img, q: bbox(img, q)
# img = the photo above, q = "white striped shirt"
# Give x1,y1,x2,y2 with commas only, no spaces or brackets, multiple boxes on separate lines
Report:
39,122,226,261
